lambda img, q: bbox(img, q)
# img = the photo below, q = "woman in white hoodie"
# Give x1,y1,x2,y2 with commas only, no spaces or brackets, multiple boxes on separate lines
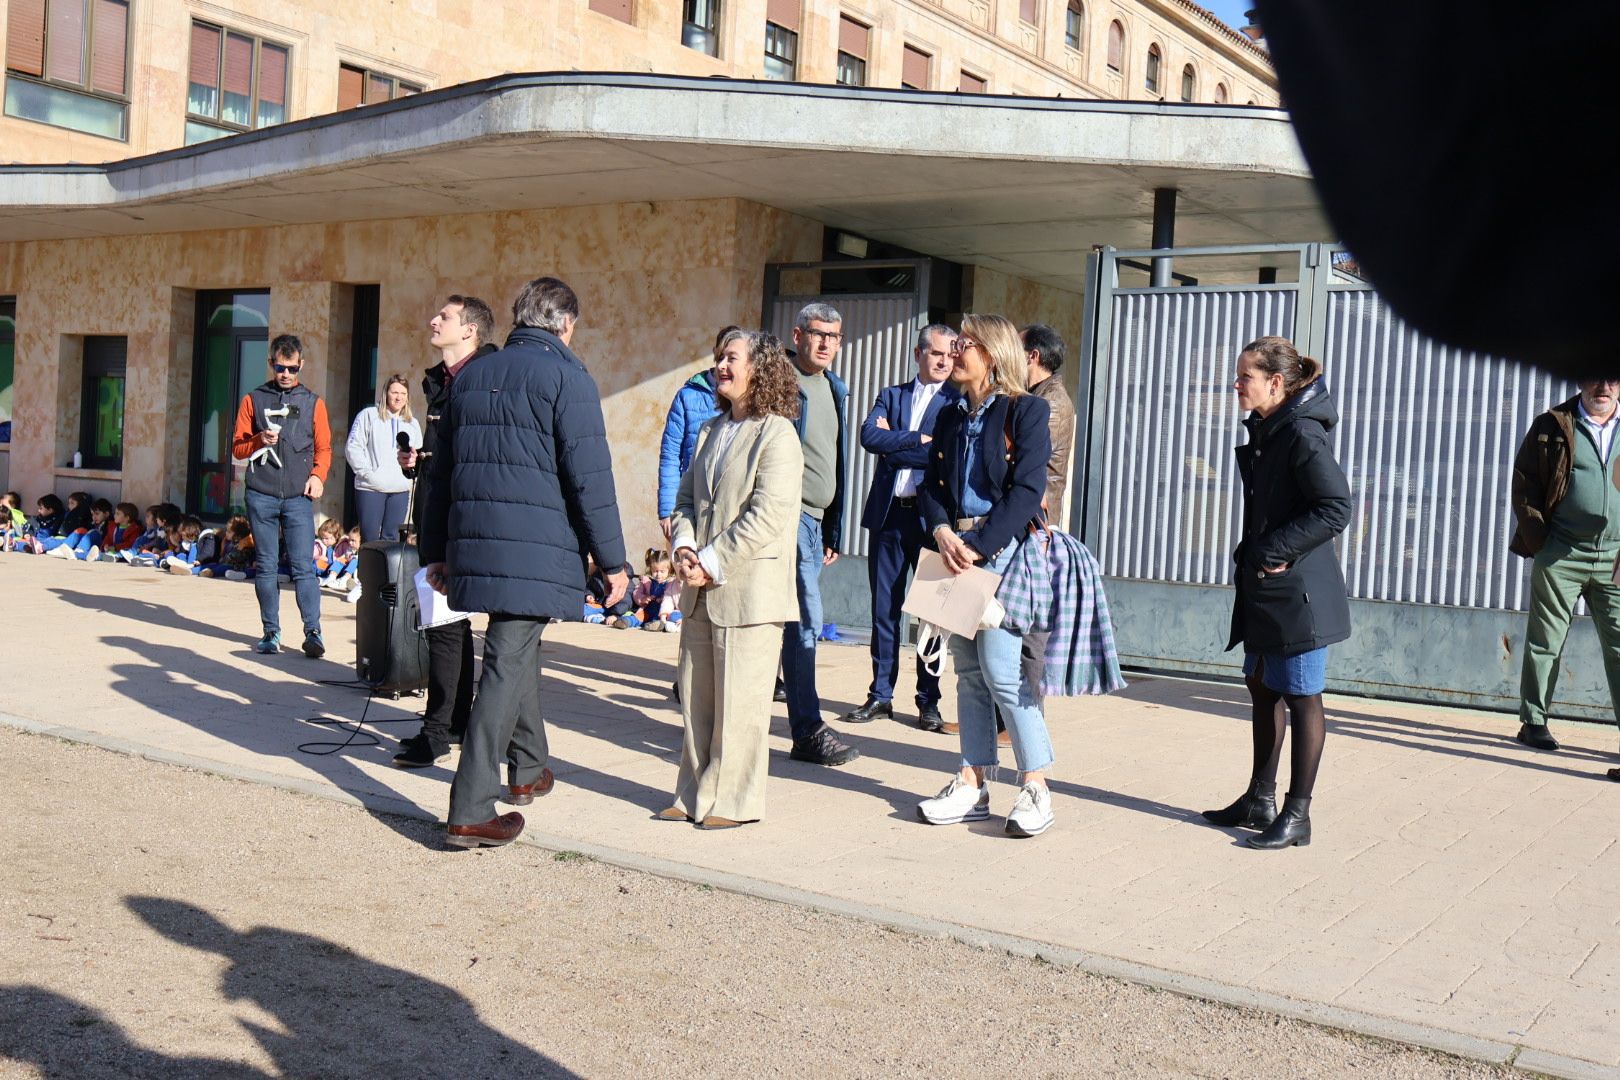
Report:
346,374,421,542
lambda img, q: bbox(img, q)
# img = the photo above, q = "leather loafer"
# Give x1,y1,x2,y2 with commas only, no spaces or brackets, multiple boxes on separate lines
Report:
696,815,747,830
505,766,555,806
657,807,693,822
918,704,945,733
940,721,960,735
1516,723,1560,751
446,811,525,848
841,697,892,724
773,678,788,703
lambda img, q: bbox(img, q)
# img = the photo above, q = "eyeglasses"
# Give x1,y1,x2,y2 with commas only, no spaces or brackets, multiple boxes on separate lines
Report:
803,329,844,344
951,336,982,354
272,363,302,375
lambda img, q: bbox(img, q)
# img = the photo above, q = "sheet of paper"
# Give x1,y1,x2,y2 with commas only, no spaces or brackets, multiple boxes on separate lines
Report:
414,567,471,629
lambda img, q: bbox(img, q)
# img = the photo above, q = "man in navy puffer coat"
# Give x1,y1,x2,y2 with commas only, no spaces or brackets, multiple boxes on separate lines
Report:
421,276,627,848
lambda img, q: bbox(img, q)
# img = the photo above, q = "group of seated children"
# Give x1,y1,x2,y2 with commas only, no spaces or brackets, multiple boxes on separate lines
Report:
2,491,363,601
583,547,683,632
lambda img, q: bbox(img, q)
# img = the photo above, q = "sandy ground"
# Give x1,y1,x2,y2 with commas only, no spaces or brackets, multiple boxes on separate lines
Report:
0,727,1511,1080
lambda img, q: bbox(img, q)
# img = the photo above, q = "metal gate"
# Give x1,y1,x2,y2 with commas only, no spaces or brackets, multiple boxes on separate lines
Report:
1080,243,1603,718
762,259,930,559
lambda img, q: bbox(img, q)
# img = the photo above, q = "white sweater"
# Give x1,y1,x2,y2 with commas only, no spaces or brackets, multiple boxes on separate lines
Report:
345,406,421,494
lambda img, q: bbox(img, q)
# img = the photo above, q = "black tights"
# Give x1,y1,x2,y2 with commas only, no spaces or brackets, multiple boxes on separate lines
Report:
1246,670,1326,799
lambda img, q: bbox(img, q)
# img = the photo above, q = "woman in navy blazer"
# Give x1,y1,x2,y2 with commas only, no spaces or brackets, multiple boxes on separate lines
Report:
916,313,1056,838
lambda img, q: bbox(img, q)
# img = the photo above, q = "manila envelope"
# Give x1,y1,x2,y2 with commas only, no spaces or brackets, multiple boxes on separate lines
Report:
903,550,1003,639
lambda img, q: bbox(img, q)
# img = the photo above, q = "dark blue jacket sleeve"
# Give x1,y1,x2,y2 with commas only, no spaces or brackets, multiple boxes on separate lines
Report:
860,389,928,461
918,407,959,540
656,390,686,519
554,362,628,571
963,395,1050,560
417,389,454,564
1251,427,1352,568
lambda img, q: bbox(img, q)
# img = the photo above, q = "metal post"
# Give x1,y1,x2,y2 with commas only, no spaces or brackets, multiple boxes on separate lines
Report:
1150,187,1177,287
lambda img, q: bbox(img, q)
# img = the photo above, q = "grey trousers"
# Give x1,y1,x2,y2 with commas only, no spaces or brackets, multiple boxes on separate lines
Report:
447,614,550,826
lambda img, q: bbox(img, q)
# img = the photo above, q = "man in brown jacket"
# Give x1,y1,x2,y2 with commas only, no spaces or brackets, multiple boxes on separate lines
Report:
1509,380,1620,763
1022,324,1075,521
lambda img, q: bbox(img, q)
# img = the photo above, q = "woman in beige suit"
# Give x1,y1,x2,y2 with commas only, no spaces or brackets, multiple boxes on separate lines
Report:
664,330,804,829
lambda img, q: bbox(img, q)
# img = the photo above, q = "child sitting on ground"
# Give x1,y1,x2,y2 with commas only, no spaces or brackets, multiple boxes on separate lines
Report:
163,516,208,574
120,504,177,563
623,547,683,632
314,518,342,583
1,491,27,551
102,502,143,557
197,516,253,578
322,524,361,592
50,498,112,560
23,494,66,553
583,554,638,625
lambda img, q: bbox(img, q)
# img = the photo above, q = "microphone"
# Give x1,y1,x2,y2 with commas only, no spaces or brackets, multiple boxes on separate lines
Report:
398,431,417,478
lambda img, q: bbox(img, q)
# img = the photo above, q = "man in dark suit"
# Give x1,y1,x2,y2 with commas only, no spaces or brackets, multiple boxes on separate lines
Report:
842,324,959,732
421,276,627,849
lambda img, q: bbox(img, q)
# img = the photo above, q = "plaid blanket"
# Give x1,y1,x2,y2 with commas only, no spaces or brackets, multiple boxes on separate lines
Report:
997,529,1126,697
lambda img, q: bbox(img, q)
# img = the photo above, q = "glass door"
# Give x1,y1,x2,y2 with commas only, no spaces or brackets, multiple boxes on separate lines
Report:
189,290,269,518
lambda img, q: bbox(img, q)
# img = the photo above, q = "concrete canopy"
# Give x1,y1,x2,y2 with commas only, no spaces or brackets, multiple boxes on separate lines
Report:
0,73,1328,292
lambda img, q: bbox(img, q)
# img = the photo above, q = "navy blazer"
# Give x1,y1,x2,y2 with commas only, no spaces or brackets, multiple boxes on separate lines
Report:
858,380,960,531
919,392,1051,560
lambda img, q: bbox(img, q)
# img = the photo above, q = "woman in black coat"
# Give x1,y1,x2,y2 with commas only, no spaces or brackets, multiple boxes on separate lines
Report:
1204,336,1352,850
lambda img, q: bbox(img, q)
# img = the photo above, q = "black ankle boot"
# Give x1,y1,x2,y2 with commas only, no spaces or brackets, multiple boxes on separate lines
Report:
1246,794,1311,849
1201,779,1277,829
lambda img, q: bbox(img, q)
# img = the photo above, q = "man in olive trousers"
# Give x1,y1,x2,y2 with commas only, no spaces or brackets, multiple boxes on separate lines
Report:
1510,378,1620,755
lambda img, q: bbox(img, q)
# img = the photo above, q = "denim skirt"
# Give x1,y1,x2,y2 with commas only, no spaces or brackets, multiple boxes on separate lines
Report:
1243,647,1328,696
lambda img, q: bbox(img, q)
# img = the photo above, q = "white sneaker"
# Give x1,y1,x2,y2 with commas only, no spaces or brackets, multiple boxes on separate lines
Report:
345,583,363,604
917,776,991,825
85,546,100,562
51,544,75,559
224,570,247,581
1005,782,1054,838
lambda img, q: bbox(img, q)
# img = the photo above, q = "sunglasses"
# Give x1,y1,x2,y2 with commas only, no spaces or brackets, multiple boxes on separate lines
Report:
272,363,302,375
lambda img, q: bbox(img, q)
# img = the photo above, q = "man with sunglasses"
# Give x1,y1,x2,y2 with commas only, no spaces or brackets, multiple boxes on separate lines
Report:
231,334,333,657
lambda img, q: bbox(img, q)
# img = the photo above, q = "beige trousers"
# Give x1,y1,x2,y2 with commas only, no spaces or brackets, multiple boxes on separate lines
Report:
674,593,780,822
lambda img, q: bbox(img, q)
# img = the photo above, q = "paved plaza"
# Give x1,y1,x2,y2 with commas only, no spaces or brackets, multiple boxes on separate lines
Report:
3,555,1617,1078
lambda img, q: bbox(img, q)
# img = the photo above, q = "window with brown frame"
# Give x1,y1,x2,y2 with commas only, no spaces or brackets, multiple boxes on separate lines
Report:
185,20,289,144
959,69,986,94
836,15,868,87
1214,82,1229,104
1180,63,1196,102
1144,42,1161,93
1106,20,1124,73
1064,0,1084,50
4,0,130,140
338,63,422,109
588,0,633,24
901,44,931,90
763,0,800,81
1019,0,1038,25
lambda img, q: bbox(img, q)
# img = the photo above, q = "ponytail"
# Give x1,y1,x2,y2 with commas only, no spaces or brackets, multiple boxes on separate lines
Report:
1241,336,1320,394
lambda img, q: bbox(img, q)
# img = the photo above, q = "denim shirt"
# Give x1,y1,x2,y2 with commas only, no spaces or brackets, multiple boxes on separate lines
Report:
957,392,1000,519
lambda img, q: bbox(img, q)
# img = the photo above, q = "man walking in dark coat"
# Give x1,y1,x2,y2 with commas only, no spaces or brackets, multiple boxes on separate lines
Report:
421,277,627,848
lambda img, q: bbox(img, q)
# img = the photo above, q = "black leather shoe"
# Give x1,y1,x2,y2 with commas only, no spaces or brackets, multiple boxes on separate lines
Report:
1202,779,1278,830
841,697,892,724
1516,723,1559,751
917,703,945,733
1246,795,1311,849
773,678,788,703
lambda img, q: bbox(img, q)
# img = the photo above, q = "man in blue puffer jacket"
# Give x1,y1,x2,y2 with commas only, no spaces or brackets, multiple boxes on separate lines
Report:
655,326,734,541
421,276,627,850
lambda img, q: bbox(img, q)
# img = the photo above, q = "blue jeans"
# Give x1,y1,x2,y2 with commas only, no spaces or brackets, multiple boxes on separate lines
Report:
245,488,322,638
949,544,1054,774
781,511,826,741
356,488,409,542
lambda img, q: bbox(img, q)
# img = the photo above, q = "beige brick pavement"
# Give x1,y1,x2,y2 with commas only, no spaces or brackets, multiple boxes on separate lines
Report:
3,554,1617,1075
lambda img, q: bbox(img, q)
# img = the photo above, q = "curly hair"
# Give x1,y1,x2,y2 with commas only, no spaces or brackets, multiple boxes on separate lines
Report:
717,330,801,421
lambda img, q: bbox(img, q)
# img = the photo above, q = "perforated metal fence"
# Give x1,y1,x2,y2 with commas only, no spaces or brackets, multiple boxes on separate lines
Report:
1087,246,1569,614
766,291,926,559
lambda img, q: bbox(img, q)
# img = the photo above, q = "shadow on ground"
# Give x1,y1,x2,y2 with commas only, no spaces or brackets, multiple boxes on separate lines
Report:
0,894,577,1079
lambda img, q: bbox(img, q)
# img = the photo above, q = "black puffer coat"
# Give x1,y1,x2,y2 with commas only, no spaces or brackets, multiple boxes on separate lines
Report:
417,342,499,520
1227,380,1353,657
418,328,626,619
